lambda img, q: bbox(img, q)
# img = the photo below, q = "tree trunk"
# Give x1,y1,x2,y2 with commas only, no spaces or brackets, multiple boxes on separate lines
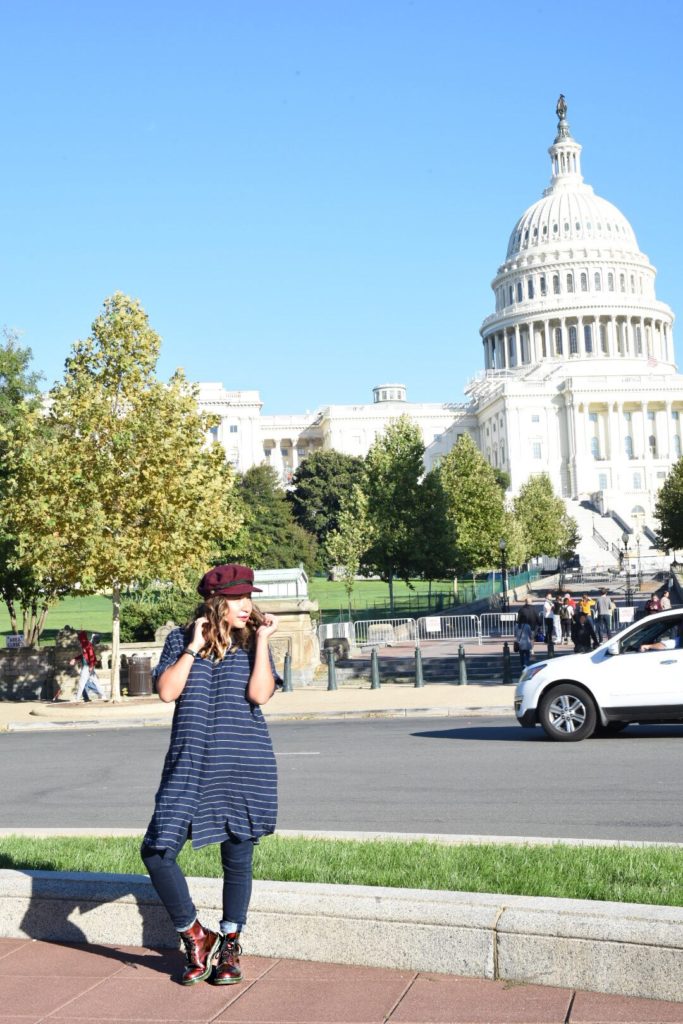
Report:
3,597,18,634
111,584,122,702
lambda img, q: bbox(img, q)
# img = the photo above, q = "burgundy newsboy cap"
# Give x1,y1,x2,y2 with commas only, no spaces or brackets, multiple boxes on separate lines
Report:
197,564,263,598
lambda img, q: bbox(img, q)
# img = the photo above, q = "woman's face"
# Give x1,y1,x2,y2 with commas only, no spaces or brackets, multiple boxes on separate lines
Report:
224,596,253,630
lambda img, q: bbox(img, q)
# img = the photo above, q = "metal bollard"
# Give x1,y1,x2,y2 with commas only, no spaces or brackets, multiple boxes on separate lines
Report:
414,646,424,687
458,644,468,686
282,652,293,692
326,648,338,691
547,635,555,658
502,642,512,685
370,647,381,689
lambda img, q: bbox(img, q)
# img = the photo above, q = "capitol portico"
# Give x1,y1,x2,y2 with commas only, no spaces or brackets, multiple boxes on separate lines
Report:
198,98,680,565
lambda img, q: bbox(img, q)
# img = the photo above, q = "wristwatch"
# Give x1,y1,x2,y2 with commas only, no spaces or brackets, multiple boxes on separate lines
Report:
182,647,200,659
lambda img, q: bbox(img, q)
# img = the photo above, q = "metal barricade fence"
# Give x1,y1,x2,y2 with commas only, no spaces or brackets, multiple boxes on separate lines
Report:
416,614,482,645
479,611,518,638
318,622,355,646
352,618,417,648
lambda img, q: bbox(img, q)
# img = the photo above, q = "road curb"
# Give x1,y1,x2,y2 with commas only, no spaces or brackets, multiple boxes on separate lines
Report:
1,869,681,1002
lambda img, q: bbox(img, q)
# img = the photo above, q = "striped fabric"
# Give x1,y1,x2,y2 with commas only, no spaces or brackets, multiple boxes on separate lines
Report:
142,628,281,853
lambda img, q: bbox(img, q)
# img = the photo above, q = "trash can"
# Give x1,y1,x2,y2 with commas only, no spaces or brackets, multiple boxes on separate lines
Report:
127,655,153,696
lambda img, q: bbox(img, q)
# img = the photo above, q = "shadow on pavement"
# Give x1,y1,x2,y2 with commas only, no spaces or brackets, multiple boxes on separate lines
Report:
411,725,541,742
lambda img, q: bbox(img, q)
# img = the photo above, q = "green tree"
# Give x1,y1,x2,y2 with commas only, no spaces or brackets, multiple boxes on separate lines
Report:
655,458,683,551
493,468,511,493
288,449,365,547
0,330,51,639
362,416,425,610
439,434,506,573
226,463,318,574
513,472,578,559
5,293,241,697
413,467,457,590
324,485,373,618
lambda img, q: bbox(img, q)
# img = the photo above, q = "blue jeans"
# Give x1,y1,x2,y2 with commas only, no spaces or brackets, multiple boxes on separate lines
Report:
518,648,531,671
141,836,255,933
596,614,611,642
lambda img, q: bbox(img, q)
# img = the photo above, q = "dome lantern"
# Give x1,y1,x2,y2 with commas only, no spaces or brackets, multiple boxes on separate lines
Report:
546,94,584,192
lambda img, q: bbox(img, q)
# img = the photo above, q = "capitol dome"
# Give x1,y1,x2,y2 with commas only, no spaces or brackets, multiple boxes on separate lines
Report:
479,97,674,375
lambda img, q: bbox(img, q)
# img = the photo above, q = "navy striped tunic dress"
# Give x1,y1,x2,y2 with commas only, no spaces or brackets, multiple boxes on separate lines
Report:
142,628,281,854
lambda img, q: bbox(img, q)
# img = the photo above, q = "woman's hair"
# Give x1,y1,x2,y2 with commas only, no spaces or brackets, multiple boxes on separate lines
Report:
185,596,264,661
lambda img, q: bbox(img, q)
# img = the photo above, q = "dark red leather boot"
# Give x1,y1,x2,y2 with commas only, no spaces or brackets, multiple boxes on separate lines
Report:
212,933,243,985
178,919,220,985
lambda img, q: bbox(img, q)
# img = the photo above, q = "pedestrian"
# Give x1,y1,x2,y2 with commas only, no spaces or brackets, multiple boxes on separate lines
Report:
552,593,563,644
70,630,105,701
516,596,539,631
644,593,662,615
571,612,598,654
595,588,615,643
543,592,554,646
515,620,534,672
660,590,672,610
140,563,281,987
560,596,573,643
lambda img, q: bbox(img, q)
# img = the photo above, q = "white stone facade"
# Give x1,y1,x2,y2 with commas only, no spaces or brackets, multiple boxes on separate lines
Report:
197,99,679,543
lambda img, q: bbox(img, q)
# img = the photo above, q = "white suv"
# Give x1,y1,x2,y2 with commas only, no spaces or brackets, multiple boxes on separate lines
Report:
515,609,683,741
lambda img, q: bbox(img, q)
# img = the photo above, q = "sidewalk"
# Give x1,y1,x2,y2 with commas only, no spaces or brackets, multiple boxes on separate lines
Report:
0,680,515,732
2,938,683,1022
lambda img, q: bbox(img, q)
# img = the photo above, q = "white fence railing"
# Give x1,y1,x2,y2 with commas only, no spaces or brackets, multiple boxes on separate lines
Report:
351,618,417,648
416,614,481,642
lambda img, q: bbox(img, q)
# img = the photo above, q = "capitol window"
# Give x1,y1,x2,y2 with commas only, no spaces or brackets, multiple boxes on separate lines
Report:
553,274,560,294
636,326,643,355
580,272,588,291
620,274,626,292
649,435,658,457
229,424,238,433
589,412,598,423
517,282,523,302
594,272,602,291
532,442,542,459
673,411,680,420
209,426,219,441
527,278,534,299
633,473,642,490
648,410,655,420
590,437,600,459
600,324,608,353
555,327,563,354
630,275,635,292
624,411,632,422
625,435,634,458
509,286,513,304
608,272,615,291
675,436,682,457
566,273,574,293
540,275,547,296
584,324,593,353
569,325,578,354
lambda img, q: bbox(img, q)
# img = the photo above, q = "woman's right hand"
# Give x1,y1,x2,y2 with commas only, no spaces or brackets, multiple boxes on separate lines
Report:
191,616,208,652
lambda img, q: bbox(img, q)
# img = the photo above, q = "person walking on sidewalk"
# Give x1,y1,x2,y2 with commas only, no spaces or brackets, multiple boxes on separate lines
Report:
140,563,281,987
71,631,106,701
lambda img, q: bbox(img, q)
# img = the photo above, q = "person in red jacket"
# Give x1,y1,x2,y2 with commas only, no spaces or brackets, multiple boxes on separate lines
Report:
71,631,106,701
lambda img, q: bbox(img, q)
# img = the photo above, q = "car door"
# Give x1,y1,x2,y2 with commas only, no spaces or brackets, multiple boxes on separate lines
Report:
595,615,683,717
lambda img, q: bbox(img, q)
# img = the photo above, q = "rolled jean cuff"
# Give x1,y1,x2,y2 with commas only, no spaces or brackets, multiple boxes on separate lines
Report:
220,919,243,934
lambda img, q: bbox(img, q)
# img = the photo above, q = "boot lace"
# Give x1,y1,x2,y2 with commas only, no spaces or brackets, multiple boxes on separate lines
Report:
180,931,199,966
218,936,242,965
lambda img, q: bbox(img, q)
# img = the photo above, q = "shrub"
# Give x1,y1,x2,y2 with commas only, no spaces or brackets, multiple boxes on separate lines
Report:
120,588,200,642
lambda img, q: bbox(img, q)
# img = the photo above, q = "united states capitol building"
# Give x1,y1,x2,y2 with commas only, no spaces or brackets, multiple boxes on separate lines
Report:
198,99,678,568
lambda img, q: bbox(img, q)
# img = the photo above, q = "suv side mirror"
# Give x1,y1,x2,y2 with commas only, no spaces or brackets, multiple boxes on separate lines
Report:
607,642,620,657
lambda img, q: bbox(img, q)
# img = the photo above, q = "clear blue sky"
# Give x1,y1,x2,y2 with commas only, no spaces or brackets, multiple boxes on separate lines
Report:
1,0,681,413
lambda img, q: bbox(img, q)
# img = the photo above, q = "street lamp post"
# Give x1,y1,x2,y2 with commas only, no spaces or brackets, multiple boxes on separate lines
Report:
622,531,633,606
499,538,508,612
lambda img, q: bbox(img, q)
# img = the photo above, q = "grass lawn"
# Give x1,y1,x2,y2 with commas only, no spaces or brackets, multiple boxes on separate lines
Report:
308,578,454,617
1,834,682,907
0,595,114,646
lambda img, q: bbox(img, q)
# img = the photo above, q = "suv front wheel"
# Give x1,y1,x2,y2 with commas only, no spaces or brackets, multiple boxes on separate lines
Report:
538,683,597,742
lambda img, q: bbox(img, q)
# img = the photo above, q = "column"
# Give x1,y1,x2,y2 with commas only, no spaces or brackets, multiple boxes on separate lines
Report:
664,402,673,460
597,409,608,459
640,404,649,461
513,324,520,367
608,401,621,464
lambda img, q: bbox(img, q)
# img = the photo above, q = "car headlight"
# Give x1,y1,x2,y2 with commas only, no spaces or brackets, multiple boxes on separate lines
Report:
520,662,547,682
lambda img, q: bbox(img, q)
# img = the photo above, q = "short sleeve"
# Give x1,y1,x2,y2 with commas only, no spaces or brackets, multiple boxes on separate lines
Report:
152,628,186,684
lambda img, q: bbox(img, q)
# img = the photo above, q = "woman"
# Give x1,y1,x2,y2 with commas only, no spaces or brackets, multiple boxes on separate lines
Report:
141,563,281,986
515,620,534,672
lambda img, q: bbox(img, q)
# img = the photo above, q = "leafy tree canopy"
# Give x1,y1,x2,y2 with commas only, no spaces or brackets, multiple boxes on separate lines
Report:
288,449,365,546
439,434,506,573
512,472,578,560
655,458,683,552
226,463,318,575
4,293,241,695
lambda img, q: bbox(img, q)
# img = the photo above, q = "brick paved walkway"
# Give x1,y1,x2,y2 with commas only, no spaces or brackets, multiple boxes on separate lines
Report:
1,939,682,1023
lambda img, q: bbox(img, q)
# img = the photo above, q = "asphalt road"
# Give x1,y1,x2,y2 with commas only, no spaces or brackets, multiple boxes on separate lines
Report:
2,716,682,842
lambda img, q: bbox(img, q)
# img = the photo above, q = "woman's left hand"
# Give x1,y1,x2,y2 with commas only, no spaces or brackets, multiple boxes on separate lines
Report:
257,614,278,639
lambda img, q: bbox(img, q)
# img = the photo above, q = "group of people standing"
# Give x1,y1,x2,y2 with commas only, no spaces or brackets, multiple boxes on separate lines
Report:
514,588,618,669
